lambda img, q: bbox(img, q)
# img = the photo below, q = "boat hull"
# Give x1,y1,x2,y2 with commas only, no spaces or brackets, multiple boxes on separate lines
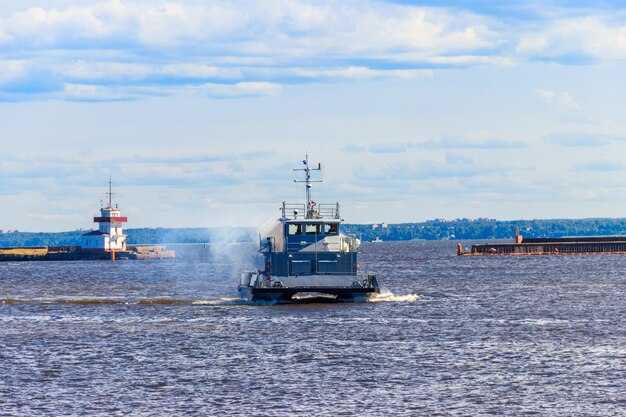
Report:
238,272,379,302
238,285,379,302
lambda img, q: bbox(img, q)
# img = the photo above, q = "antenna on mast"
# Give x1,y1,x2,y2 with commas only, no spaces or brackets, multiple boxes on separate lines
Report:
294,153,322,218
107,174,115,208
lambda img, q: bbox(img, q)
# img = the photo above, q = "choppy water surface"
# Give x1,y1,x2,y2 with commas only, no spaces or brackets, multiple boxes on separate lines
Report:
1,241,624,416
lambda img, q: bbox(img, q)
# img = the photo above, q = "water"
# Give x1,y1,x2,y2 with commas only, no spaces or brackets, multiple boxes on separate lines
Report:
1,241,624,416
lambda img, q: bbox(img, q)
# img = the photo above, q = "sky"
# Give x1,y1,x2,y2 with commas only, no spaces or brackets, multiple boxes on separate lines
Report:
2,0,626,231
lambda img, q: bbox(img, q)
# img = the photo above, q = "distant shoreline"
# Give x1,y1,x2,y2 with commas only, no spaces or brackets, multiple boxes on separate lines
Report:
3,218,626,246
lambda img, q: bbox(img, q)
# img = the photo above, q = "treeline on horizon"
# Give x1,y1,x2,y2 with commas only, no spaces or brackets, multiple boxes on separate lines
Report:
343,218,626,242
3,218,626,247
0,227,255,247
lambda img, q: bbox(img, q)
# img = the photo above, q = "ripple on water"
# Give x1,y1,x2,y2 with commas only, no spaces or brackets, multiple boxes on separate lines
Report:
0,242,624,416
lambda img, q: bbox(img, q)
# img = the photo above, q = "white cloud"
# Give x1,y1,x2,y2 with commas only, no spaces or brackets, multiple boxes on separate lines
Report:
536,88,555,103
135,2,244,47
368,143,407,154
0,25,11,44
294,66,433,80
425,55,515,66
545,133,626,147
0,0,500,100
7,5,115,46
1,1,626,101
339,137,527,155
558,91,579,110
59,80,281,100
572,161,626,172
61,61,237,83
516,35,549,55
0,1,495,54
62,83,131,101
445,152,473,165
199,81,282,98
517,16,626,61
62,62,153,83
0,60,26,85
419,137,526,149
536,89,579,110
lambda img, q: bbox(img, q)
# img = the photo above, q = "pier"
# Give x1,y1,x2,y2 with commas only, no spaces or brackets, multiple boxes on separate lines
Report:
458,228,626,256
0,245,175,262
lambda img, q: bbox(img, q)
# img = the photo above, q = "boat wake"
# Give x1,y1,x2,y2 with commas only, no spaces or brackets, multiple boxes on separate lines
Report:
236,291,421,306
192,298,245,306
367,290,420,303
1,293,419,306
137,298,194,305
1,297,246,306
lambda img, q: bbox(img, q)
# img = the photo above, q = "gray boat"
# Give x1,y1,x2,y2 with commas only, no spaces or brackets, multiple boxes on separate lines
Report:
238,156,380,302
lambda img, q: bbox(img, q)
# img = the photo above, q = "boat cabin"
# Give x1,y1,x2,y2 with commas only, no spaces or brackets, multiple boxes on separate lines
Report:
260,214,359,277
284,219,340,252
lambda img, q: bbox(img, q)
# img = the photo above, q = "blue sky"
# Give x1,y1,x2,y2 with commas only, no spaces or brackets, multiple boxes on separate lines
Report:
2,0,626,231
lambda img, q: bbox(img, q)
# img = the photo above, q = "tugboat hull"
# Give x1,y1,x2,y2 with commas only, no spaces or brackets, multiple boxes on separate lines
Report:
238,285,379,302
238,272,380,302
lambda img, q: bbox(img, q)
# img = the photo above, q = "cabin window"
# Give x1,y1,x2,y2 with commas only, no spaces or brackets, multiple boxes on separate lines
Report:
324,223,339,235
288,224,303,235
305,224,320,234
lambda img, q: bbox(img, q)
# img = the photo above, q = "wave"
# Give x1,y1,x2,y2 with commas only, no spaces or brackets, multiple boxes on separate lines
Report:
60,298,125,305
518,318,571,326
238,291,421,306
2,293,420,306
137,298,195,305
1,297,232,305
2,297,127,305
192,298,244,305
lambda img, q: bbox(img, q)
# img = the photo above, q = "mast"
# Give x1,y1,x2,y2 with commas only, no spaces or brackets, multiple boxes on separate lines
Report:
294,154,322,219
106,174,115,208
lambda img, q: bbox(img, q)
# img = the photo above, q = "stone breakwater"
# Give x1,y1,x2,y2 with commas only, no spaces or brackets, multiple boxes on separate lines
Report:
0,245,175,261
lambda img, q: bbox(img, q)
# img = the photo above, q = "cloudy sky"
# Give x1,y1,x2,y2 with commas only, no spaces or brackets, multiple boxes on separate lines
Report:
2,0,626,231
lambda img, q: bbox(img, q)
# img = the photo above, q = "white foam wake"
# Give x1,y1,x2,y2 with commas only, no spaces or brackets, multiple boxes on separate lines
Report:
368,290,420,303
192,298,243,305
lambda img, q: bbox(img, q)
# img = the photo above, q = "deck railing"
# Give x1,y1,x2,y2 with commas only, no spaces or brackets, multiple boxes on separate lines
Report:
281,202,341,220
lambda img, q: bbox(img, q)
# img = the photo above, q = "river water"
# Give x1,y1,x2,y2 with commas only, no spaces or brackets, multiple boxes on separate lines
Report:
1,241,624,416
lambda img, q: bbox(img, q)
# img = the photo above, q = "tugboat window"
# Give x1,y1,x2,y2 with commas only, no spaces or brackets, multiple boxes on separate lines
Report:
305,224,320,234
288,224,303,235
324,223,339,235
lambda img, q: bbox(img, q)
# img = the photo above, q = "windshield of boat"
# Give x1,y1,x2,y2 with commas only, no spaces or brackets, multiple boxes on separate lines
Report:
287,223,339,236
